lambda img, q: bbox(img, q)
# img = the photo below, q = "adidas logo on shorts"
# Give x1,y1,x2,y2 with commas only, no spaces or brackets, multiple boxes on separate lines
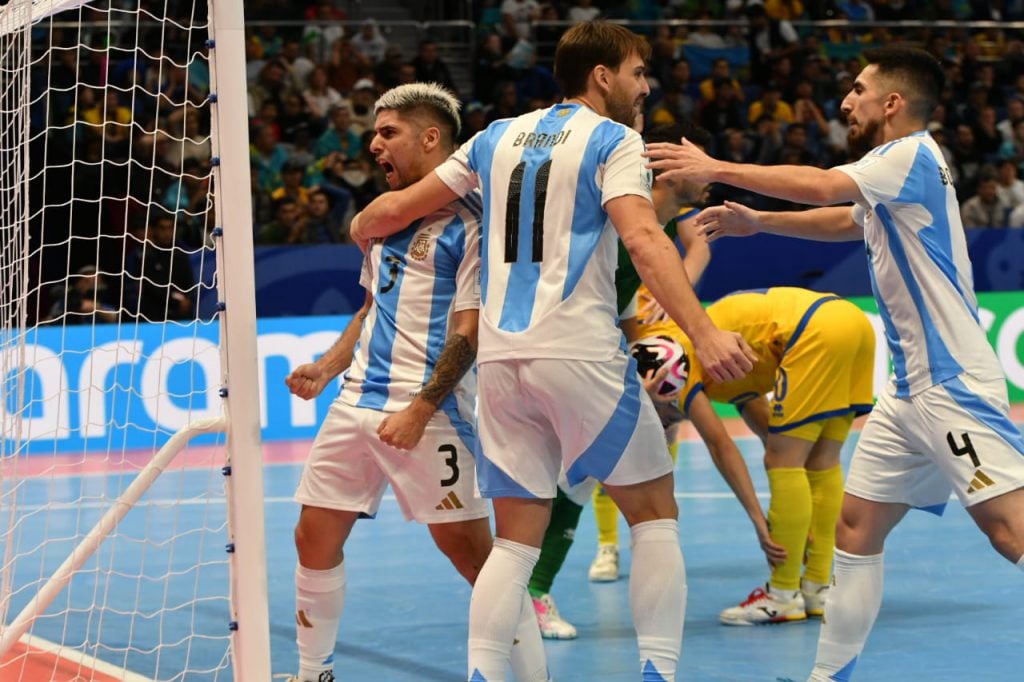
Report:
435,491,464,511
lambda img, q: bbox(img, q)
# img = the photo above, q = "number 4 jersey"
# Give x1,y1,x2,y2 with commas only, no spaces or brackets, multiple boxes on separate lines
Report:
339,193,483,413
435,103,653,363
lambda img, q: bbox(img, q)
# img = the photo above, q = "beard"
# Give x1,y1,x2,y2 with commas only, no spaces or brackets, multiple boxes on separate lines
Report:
847,118,881,157
606,88,642,127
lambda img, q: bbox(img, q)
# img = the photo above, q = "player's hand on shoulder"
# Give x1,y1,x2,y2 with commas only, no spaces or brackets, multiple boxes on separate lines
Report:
695,201,760,242
643,138,717,186
377,398,434,450
693,328,757,384
285,362,327,400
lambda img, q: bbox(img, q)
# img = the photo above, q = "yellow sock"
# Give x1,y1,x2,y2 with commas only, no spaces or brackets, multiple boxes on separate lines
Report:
804,465,844,585
668,439,679,463
593,484,619,546
766,467,812,592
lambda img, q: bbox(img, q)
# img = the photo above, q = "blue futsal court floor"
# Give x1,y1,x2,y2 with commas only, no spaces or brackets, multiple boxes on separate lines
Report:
260,432,1023,682
6,430,1021,680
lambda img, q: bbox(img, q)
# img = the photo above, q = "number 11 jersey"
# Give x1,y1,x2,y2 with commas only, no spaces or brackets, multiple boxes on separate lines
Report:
435,103,653,363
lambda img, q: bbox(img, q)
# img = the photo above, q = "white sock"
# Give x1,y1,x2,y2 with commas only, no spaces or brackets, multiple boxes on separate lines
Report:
809,549,884,681
468,538,541,682
295,562,346,680
1017,554,1024,572
629,519,686,682
509,589,549,681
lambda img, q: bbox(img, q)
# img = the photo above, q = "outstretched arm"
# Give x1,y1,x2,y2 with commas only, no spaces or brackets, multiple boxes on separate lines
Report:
286,291,372,400
608,194,757,384
688,391,787,567
696,201,863,243
350,172,460,244
377,308,478,450
644,138,864,207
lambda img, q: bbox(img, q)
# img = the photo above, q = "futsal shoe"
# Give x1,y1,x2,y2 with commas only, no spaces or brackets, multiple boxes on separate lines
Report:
532,592,578,639
719,584,807,626
588,544,620,582
277,672,334,682
801,578,829,617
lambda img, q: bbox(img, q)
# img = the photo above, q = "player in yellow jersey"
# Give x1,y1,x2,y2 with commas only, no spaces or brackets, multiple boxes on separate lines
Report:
635,286,876,624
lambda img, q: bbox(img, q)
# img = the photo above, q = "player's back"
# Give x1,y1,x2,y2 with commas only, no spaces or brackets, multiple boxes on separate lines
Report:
459,103,650,363
340,194,482,412
839,132,1002,397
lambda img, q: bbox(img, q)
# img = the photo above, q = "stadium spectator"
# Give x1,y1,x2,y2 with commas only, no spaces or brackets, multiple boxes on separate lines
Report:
250,124,289,192
352,19,389,64
961,171,1010,228
374,45,407,89
699,58,744,104
279,40,316,90
746,2,800,84
347,79,378,134
996,158,1024,208
699,77,745,136
567,0,601,23
952,123,985,192
124,214,195,321
474,34,513,102
501,0,540,43
412,40,458,95
271,160,313,215
326,38,372,95
747,83,794,125
315,103,361,159
46,265,119,325
258,197,309,244
459,100,488,143
302,66,343,126
304,187,352,243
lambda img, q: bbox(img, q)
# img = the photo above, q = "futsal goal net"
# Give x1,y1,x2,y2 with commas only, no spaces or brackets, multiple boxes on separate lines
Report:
0,1,268,679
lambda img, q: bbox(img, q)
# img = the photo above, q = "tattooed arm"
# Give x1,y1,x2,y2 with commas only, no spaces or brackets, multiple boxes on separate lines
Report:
377,308,479,450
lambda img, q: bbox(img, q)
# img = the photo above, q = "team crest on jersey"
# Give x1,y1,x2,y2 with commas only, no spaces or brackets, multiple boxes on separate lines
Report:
409,230,432,261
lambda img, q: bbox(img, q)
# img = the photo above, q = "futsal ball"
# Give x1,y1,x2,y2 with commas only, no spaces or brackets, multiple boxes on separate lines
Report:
629,335,690,396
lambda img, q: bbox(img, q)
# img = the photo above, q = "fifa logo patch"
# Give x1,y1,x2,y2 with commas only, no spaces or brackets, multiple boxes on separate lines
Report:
410,230,432,261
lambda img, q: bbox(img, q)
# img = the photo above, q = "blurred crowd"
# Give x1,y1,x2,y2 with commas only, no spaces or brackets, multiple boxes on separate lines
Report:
28,0,1024,326
241,0,1024,243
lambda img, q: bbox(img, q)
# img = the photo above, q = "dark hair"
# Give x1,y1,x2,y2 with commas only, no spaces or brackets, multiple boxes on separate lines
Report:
645,120,711,149
554,21,651,98
862,46,945,122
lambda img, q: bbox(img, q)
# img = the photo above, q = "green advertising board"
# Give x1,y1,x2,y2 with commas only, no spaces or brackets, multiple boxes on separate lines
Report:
711,291,1024,418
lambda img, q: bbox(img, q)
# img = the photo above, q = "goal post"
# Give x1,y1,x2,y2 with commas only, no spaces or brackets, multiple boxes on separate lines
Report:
0,0,270,679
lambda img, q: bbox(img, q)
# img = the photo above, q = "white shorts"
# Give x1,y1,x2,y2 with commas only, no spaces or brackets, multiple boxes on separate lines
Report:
295,400,489,524
846,373,1024,513
474,353,673,499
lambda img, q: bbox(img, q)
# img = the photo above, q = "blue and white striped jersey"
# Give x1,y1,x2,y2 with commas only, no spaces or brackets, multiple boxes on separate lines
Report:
836,131,1002,398
435,103,652,362
338,193,482,412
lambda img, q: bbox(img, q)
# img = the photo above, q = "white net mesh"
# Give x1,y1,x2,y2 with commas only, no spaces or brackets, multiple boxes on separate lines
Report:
0,1,237,679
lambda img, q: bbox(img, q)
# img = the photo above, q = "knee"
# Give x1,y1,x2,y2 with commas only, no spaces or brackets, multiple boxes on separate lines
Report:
834,509,880,555
294,519,341,566
982,519,1023,563
434,526,491,582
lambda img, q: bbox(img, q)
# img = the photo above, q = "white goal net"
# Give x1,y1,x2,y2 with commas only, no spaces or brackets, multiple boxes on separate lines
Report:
0,1,267,680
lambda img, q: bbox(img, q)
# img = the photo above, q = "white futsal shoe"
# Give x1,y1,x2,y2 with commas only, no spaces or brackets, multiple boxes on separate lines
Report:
801,577,830,617
532,592,578,639
719,584,807,626
587,544,620,582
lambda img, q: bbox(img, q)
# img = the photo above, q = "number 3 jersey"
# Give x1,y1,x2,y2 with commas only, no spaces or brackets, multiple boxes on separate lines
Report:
338,193,483,413
435,103,652,363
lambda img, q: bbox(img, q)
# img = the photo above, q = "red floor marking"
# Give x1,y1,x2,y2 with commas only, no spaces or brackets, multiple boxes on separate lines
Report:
0,640,126,682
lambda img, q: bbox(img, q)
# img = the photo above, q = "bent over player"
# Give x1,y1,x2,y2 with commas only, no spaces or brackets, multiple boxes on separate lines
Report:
633,286,874,625
284,84,547,682
352,21,755,682
648,46,1024,680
